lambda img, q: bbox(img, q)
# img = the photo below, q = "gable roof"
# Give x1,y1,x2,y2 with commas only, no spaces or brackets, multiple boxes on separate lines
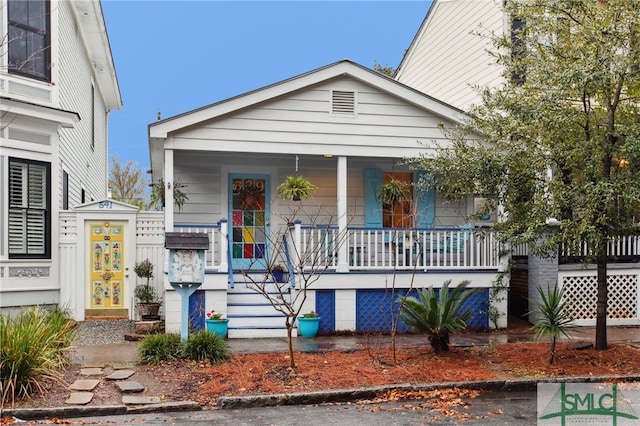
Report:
148,59,463,140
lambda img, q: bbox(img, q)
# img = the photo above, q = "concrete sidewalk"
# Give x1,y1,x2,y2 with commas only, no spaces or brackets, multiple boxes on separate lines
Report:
68,323,640,365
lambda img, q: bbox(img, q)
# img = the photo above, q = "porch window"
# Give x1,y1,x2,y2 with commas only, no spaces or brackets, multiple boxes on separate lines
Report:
382,172,413,228
8,0,51,82
8,158,51,258
364,168,435,229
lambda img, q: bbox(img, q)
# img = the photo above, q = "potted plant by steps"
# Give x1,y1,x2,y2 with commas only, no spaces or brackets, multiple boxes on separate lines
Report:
277,175,317,201
134,259,162,319
297,311,321,338
272,264,287,283
205,309,229,338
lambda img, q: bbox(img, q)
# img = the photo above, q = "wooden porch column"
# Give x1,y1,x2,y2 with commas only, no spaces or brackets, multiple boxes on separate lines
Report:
164,148,174,231
337,156,349,272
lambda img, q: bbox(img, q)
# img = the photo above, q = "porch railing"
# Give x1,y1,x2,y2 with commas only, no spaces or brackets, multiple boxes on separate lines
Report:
297,225,500,271
174,222,224,270
173,222,501,271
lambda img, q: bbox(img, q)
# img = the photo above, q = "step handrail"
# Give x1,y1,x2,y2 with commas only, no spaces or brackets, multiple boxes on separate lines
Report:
282,232,295,289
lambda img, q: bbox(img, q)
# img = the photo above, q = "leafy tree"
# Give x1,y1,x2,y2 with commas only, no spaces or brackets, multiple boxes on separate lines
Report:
411,0,640,350
108,156,146,208
373,60,396,77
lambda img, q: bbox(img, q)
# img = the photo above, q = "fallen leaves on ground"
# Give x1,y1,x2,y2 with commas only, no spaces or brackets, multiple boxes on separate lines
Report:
4,341,640,424
193,342,640,404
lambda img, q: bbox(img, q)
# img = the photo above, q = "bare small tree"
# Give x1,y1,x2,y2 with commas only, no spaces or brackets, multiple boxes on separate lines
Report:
241,205,347,369
108,155,146,208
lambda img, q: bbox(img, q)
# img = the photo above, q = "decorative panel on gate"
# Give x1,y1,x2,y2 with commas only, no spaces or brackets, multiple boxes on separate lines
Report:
562,273,638,320
356,288,488,332
316,290,335,332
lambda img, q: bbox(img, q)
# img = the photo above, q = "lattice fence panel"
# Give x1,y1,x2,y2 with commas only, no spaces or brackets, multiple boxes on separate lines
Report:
562,274,638,320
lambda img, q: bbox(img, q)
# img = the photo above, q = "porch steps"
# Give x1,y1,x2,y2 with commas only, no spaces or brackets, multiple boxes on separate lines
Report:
227,277,297,339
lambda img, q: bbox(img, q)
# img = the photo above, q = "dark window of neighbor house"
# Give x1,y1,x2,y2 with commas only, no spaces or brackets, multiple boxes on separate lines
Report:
62,171,69,210
8,0,51,82
91,83,96,150
8,158,51,258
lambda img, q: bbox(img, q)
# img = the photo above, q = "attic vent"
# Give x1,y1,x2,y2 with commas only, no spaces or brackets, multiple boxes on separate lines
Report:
331,90,356,115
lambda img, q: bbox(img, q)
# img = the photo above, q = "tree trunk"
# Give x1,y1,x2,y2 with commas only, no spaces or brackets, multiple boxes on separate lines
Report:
287,322,296,369
595,240,608,350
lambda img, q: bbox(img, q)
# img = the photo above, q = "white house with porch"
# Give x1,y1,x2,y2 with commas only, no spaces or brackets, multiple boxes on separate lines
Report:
148,60,505,338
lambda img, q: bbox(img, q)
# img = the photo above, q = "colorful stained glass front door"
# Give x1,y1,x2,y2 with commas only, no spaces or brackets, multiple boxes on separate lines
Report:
230,175,269,269
89,222,124,308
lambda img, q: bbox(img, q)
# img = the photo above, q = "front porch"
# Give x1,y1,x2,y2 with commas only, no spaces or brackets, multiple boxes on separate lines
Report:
166,222,502,338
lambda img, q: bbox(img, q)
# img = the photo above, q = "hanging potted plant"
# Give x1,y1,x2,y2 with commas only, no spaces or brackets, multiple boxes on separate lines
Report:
379,179,412,205
278,175,317,201
148,178,189,211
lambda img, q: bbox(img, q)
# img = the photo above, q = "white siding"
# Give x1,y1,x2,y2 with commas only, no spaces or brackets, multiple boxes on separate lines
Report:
1,0,118,311
396,0,504,111
170,78,450,158
57,0,109,207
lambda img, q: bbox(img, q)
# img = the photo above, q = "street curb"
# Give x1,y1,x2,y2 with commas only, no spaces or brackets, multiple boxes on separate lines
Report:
0,401,200,421
217,375,640,409
4,375,640,420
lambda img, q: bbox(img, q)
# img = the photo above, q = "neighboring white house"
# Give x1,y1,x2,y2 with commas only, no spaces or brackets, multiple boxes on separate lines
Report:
395,1,640,328
148,59,505,337
0,0,122,313
394,0,504,112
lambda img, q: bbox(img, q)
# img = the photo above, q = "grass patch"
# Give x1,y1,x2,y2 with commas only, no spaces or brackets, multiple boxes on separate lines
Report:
1,306,77,407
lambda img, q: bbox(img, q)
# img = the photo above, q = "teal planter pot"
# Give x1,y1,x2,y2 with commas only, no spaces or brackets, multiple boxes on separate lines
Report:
297,317,320,338
205,319,229,338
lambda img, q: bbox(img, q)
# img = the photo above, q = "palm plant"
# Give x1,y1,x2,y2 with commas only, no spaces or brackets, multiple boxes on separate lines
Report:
398,280,479,353
148,178,188,211
529,285,574,364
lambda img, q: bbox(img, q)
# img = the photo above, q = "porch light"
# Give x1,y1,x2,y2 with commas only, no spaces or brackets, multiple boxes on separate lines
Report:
323,154,334,158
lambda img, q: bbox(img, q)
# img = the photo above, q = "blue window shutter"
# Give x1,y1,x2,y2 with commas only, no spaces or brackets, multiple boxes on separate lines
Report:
364,169,382,228
416,170,435,227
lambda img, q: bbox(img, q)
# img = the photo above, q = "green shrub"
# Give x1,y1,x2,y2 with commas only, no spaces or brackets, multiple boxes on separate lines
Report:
398,280,480,353
182,331,230,364
138,333,183,364
1,306,77,406
138,331,231,365
529,285,574,364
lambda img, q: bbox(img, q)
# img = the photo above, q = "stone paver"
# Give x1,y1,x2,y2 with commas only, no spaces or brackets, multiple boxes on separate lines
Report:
122,395,161,405
112,363,136,370
65,392,94,405
81,363,105,369
105,369,135,380
115,380,145,393
69,379,100,391
80,367,103,376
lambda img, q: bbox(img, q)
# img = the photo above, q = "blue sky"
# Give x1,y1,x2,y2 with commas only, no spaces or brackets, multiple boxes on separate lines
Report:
102,1,431,173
